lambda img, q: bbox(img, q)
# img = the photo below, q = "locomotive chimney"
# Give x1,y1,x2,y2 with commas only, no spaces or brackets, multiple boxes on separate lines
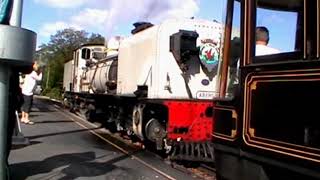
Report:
131,22,154,34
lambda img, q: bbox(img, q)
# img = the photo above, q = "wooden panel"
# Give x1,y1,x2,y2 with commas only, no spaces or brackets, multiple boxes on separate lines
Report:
243,69,320,163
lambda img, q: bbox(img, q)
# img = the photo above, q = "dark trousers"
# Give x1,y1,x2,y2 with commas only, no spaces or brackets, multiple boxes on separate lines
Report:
21,95,33,113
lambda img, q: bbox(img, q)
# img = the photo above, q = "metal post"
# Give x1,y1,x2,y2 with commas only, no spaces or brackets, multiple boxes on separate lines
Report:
0,0,36,178
0,63,10,180
9,0,23,27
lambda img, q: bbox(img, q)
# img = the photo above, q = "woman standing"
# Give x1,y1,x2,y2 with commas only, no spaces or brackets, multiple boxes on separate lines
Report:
21,62,43,124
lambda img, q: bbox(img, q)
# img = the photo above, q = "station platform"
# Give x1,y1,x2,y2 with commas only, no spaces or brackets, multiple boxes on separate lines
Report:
8,97,202,180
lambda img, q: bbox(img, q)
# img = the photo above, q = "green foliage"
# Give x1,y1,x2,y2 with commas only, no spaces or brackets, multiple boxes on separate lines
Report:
42,87,62,100
37,28,105,99
88,33,105,44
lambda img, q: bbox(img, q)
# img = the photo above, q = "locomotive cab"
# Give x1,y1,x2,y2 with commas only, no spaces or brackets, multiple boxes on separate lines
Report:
63,44,106,94
213,0,320,179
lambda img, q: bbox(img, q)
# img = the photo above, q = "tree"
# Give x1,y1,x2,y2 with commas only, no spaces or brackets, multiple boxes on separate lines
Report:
88,33,105,44
48,28,89,60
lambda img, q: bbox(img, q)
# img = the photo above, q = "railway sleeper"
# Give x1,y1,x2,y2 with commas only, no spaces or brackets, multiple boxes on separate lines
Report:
169,141,215,162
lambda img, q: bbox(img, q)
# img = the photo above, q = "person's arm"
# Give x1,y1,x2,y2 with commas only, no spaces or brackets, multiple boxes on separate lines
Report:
30,71,42,81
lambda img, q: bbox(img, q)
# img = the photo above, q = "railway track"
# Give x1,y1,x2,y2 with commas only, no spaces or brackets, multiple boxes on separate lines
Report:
169,161,216,180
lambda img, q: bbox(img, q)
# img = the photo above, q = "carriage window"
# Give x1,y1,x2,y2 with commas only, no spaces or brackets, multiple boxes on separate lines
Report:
254,0,303,58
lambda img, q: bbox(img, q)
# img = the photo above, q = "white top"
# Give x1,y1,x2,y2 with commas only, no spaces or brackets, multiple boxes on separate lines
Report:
22,71,43,96
256,44,280,56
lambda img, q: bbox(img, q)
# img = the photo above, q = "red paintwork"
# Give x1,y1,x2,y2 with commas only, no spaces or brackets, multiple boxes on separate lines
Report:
164,100,214,142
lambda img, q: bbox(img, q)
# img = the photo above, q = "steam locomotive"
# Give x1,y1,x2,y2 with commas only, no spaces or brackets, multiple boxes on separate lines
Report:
63,18,225,162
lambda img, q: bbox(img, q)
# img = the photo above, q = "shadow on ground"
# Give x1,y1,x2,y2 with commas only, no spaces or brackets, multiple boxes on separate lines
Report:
27,127,101,140
28,114,39,118
35,120,73,124
10,151,141,180
32,103,56,112
11,140,42,150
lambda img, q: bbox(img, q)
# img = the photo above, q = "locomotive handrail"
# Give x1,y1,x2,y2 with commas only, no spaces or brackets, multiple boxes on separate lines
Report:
88,63,99,93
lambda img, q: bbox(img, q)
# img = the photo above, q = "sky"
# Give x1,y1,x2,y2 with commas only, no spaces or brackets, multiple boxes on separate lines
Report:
22,0,296,52
22,0,220,48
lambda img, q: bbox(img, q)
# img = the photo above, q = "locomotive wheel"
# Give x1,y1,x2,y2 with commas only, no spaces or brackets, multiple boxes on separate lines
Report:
145,118,166,150
79,108,91,121
63,98,69,108
79,103,96,122
102,120,117,133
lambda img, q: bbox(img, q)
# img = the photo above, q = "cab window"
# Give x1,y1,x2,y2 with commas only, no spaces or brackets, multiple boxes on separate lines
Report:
226,0,241,98
81,48,91,59
253,0,304,62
